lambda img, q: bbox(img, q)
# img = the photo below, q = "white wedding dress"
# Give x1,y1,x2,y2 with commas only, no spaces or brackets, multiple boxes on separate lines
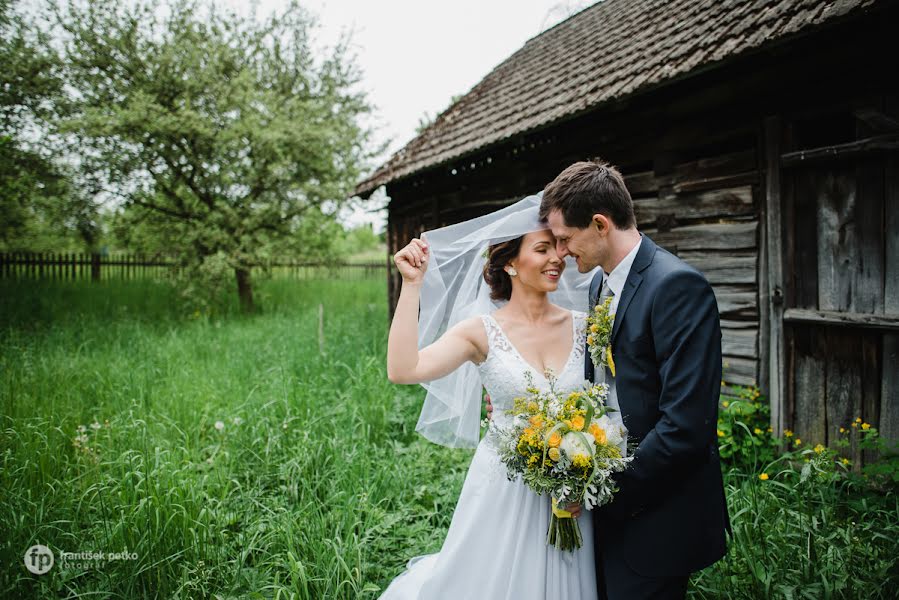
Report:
379,309,598,600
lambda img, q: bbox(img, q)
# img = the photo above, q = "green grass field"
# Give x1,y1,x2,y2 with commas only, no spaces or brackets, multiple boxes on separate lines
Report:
2,278,897,598
1,278,474,598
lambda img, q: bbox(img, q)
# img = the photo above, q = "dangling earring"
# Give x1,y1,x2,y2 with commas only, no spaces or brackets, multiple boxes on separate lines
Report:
507,267,518,277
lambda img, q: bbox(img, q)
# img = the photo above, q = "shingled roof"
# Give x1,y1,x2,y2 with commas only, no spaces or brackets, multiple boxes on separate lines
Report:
356,0,880,196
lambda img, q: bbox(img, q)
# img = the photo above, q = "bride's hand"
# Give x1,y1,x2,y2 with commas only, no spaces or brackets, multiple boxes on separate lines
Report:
564,502,582,518
394,237,429,285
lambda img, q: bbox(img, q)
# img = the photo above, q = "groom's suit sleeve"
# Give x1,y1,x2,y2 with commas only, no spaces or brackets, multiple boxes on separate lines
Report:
604,268,722,518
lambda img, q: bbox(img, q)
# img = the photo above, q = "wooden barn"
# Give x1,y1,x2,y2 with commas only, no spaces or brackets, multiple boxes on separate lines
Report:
355,0,899,445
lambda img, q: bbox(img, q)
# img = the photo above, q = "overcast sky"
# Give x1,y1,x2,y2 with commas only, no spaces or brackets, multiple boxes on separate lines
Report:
227,0,597,231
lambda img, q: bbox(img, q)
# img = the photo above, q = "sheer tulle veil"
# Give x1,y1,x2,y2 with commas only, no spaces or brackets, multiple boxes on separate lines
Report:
414,192,597,448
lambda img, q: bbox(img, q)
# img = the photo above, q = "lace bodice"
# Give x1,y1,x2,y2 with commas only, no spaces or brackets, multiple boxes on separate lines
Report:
477,310,589,430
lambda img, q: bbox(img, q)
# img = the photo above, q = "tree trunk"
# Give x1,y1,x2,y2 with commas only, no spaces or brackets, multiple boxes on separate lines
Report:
235,267,255,313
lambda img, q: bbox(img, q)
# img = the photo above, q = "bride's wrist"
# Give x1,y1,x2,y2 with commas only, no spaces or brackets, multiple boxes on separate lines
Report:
401,279,423,289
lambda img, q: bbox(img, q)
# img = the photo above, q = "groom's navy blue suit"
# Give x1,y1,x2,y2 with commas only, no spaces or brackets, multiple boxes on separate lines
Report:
586,234,729,598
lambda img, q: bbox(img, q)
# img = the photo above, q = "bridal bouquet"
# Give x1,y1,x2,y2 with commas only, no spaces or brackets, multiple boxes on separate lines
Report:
486,372,631,551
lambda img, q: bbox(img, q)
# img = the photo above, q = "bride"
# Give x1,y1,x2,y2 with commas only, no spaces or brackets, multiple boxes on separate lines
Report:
381,194,601,599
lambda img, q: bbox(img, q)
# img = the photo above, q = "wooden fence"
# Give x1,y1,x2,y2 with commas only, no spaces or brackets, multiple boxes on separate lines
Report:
0,252,387,281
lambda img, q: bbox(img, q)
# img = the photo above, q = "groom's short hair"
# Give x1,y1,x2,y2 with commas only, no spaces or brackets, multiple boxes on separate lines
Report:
539,159,636,230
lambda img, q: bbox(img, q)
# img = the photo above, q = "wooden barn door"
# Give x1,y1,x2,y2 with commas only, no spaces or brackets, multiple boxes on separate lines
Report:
765,109,899,458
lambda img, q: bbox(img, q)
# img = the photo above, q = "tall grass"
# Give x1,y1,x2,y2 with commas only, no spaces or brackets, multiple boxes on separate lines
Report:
1,278,471,598
1,278,896,598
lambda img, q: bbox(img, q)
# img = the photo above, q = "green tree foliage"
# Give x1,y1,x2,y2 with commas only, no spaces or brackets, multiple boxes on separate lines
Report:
0,0,98,251
51,0,374,311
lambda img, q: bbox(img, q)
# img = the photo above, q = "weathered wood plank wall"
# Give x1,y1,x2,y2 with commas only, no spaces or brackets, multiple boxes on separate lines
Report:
778,98,899,458
629,148,760,388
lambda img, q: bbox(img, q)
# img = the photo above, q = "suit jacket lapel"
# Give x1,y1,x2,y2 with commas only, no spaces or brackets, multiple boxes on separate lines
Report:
611,234,657,344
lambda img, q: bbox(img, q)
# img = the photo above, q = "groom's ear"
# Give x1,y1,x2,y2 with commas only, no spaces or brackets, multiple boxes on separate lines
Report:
592,214,612,235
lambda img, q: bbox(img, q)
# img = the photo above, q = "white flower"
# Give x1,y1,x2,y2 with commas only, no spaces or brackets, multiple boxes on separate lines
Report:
214,420,225,431
90,421,102,430
560,431,594,459
596,414,625,447
547,399,562,418
232,417,243,426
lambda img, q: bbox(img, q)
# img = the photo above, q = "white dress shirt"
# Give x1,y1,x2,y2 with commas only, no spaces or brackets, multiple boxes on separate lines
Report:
604,235,643,318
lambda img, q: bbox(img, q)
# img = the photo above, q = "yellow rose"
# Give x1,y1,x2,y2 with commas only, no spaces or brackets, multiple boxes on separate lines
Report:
588,422,607,445
548,431,562,448
569,415,585,431
529,414,544,428
548,447,561,461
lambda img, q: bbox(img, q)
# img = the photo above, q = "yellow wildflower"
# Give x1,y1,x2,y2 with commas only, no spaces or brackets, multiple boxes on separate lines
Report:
839,427,846,433
759,473,769,481
794,438,802,446
767,426,773,433
527,401,539,413
587,335,595,346
753,427,762,435
717,429,725,438
862,422,871,431
548,447,561,461
814,444,825,454
572,454,591,469
722,401,729,408
855,417,862,423
590,324,599,334
784,429,793,437
841,458,850,466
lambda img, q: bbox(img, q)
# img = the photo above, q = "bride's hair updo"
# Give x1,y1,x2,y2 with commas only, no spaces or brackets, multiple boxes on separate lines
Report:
483,236,524,301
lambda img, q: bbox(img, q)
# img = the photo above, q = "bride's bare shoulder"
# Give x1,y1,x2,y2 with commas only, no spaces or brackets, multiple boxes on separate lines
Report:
446,316,489,361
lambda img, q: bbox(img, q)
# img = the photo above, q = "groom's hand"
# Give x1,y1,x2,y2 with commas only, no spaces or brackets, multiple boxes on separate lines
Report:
485,393,493,421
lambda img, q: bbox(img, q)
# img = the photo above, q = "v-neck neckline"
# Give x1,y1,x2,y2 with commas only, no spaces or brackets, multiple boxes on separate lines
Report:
485,310,577,381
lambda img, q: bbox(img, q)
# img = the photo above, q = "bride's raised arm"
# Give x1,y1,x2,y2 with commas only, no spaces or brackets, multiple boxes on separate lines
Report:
387,237,484,385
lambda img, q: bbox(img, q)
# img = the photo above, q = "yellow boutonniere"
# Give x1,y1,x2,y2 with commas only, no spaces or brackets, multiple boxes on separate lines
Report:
606,346,616,377
586,296,615,377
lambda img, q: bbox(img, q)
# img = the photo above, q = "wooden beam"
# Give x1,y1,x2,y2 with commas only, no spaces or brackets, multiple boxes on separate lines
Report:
757,120,771,397
883,154,899,443
780,133,899,168
783,308,899,331
764,116,787,435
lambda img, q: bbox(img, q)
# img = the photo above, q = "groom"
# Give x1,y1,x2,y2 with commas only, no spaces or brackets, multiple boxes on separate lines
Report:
540,160,729,599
